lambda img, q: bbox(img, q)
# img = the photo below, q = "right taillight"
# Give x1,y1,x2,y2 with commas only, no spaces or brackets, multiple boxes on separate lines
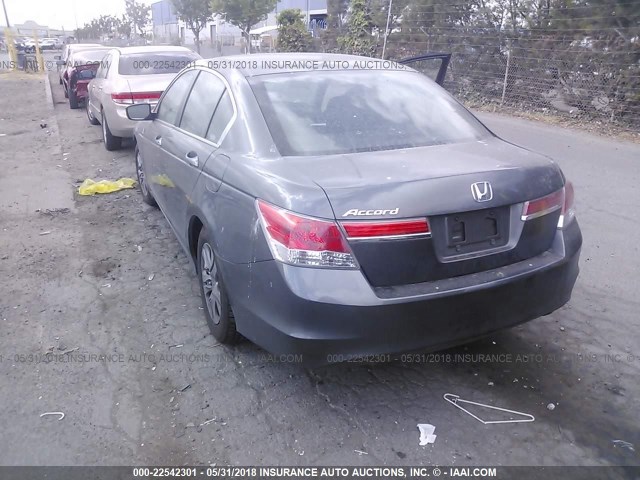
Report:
111,91,163,105
521,182,575,229
256,200,357,268
558,181,575,229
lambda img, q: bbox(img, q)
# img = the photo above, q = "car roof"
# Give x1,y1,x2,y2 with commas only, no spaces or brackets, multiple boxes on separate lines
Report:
114,46,195,55
195,52,408,77
70,43,103,48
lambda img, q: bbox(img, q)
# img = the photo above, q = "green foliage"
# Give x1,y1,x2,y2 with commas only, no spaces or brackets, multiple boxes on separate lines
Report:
172,0,214,52
276,9,312,52
75,15,132,40
337,0,377,56
125,0,151,37
210,0,277,52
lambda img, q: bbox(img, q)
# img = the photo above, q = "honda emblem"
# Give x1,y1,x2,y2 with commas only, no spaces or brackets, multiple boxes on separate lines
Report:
471,181,493,202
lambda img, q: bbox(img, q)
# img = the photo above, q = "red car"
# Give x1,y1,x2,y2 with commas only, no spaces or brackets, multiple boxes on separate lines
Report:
60,48,110,109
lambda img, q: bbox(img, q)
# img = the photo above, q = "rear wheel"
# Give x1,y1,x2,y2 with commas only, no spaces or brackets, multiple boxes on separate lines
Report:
101,110,122,151
69,89,79,109
135,148,157,207
197,230,240,345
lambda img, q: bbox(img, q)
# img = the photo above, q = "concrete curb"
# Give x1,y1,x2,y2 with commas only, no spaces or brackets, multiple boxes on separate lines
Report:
44,70,56,110
42,72,63,159
41,71,77,210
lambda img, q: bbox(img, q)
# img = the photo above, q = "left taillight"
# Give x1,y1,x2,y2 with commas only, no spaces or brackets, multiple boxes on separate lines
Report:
521,182,575,229
256,200,358,269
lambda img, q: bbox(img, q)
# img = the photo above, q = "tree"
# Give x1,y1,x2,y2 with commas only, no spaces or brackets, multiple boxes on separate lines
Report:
276,9,312,52
119,14,132,39
337,0,376,56
210,0,277,53
320,0,350,51
172,0,214,53
125,0,151,37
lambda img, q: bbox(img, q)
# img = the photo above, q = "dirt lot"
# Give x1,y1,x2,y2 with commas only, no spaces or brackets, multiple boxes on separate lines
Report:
0,71,638,470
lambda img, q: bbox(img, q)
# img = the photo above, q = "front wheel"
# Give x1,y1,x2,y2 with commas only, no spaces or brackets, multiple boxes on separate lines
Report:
86,101,99,125
135,148,157,207
197,230,240,345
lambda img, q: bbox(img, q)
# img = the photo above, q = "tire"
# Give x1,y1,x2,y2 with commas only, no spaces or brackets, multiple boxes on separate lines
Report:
59,76,62,85
69,89,79,109
135,147,157,207
101,110,122,151
86,101,99,125
197,229,240,345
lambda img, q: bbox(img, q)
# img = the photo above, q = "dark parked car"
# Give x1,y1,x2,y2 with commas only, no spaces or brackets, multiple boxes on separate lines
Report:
59,48,110,109
127,53,581,364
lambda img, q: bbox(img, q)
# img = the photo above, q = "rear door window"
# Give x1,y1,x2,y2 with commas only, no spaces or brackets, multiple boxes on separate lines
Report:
179,72,226,138
206,92,234,144
95,54,111,79
157,70,199,126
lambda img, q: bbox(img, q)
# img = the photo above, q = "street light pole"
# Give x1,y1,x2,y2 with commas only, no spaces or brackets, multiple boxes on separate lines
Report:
2,0,11,28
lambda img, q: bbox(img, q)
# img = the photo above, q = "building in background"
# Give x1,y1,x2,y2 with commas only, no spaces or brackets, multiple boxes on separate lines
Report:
151,1,179,43
1,21,67,39
150,0,327,49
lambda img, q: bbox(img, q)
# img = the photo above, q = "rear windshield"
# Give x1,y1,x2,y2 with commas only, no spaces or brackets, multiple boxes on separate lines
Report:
118,52,199,75
71,50,109,65
249,70,490,156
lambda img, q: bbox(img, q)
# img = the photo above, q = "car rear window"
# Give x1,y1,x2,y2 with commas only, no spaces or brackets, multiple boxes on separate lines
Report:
118,52,199,75
71,50,109,65
248,70,490,156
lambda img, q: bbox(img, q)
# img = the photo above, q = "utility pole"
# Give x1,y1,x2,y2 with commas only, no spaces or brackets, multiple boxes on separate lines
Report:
2,0,11,28
2,0,18,71
381,0,393,59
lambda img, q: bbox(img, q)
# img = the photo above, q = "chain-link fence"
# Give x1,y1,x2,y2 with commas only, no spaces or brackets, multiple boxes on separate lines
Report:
315,0,640,133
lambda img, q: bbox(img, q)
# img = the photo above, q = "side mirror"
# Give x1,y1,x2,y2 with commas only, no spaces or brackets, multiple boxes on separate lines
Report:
54,55,61,60
126,103,155,121
56,60,65,66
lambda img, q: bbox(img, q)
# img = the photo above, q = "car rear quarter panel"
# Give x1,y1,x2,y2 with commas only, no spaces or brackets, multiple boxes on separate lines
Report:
188,69,336,265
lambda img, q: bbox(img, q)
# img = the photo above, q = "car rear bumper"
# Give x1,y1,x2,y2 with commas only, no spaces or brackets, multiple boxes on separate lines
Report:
223,220,582,365
106,103,138,137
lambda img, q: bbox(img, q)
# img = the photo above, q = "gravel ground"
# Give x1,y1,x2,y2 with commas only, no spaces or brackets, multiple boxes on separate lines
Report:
0,70,638,471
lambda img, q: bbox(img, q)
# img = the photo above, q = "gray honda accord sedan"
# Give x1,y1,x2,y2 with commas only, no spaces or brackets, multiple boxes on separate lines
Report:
127,53,582,364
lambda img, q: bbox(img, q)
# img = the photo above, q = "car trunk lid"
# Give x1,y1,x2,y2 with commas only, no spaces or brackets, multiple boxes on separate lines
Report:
277,137,565,287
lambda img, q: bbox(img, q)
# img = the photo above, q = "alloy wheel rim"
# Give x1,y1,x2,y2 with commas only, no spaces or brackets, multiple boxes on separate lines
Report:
136,153,148,196
201,243,221,325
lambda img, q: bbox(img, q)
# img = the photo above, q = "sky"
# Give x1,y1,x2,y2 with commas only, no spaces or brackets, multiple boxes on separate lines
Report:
1,0,155,30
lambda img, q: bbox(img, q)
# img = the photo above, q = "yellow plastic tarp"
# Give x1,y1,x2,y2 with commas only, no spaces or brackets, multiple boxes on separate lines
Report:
78,178,137,196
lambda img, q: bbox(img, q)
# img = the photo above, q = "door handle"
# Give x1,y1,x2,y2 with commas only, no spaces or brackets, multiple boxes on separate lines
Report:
154,135,162,146
185,151,199,167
